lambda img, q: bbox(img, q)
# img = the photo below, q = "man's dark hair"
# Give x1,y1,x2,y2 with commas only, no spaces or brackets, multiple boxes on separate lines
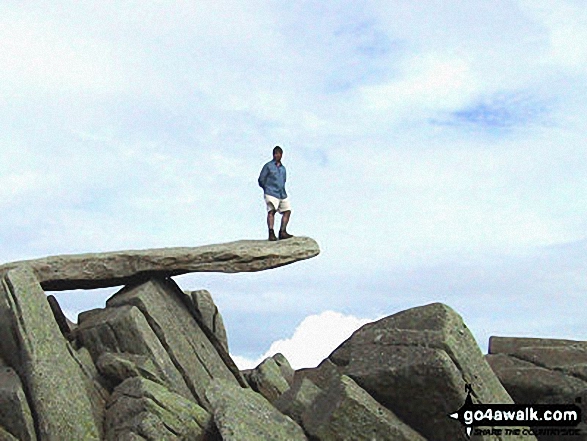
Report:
273,146,283,154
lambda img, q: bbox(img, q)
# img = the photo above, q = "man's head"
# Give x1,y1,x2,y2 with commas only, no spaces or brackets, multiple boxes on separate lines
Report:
273,145,283,163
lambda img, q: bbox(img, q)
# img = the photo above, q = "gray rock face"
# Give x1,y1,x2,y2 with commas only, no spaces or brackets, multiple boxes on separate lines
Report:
206,378,307,440
0,365,36,441
245,354,294,402
77,304,193,400
488,337,587,441
187,289,229,351
0,266,101,440
328,302,532,441
302,375,426,441
105,377,213,441
0,237,320,291
106,278,244,409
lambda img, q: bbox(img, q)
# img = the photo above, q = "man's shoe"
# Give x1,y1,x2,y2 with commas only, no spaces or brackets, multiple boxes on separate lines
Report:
268,229,278,241
279,230,293,240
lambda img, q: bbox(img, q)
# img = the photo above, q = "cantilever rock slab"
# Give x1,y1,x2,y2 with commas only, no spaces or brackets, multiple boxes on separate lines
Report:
0,236,320,291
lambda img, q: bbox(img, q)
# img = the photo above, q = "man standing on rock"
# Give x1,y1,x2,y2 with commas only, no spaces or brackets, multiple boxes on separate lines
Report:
258,146,293,241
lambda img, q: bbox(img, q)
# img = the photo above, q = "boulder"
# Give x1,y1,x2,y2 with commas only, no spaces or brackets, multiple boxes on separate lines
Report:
245,354,294,402
489,336,587,382
0,365,36,441
328,302,533,441
302,375,426,441
205,378,307,440
488,337,587,441
106,278,245,409
76,304,193,400
187,289,229,351
0,237,320,291
104,377,214,441
486,353,587,404
0,266,101,440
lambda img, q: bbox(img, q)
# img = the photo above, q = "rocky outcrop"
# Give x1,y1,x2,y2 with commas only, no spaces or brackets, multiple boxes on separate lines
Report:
0,237,320,290
0,237,582,440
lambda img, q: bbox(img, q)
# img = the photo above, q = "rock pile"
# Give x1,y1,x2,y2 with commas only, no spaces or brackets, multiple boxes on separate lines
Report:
0,237,580,440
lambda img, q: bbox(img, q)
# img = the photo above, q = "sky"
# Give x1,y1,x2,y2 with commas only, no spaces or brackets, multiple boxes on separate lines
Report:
1,1,586,369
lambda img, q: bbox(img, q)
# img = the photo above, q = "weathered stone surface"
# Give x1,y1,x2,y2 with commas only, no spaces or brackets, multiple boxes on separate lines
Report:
328,302,534,441
71,346,110,439
107,278,245,410
486,353,587,404
274,378,323,428
0,365,36,441
490,336,587,382
0,266,100,440
303,375,426,441
246,354,293,402
205,378,307,440
0,426,19,441
488,337,587,441
105,377,213,441
96,352,163,388
0,237,320,291
77,304,193,400
187,289,229,351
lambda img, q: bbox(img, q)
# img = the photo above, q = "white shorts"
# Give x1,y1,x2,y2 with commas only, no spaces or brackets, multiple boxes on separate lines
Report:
265,194,291,213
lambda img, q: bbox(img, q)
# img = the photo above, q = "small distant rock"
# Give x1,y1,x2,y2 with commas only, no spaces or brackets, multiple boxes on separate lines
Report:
245,353,294,402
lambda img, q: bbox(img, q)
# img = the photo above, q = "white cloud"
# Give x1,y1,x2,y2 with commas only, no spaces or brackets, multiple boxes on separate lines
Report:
233,310,379,370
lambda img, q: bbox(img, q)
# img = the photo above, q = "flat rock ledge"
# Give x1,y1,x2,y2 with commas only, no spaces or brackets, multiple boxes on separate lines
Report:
0,236,319,291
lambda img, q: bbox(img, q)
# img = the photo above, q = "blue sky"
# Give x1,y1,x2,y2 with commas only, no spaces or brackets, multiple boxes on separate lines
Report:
1,1,586,368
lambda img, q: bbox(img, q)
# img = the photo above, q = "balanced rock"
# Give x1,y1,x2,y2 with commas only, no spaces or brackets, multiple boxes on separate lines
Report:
0,266,101,440
0,236,320,291
206,378,307,440
328,302,534,441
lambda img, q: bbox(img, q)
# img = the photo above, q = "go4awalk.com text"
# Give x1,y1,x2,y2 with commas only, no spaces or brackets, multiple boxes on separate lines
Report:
449,384,582,438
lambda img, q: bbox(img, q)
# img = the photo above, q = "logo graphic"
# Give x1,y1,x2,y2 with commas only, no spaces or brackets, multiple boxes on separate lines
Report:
449,384,475,438
449,384,582,439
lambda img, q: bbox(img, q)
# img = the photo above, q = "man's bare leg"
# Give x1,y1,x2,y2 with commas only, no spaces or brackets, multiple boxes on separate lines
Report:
279,210,293,239
267,210,277,241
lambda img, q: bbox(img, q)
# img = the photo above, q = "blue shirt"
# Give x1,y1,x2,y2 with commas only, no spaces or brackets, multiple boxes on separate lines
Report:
258,160,287,199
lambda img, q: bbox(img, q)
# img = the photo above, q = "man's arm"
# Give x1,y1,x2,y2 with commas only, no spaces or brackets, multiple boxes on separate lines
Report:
258,163,268,189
